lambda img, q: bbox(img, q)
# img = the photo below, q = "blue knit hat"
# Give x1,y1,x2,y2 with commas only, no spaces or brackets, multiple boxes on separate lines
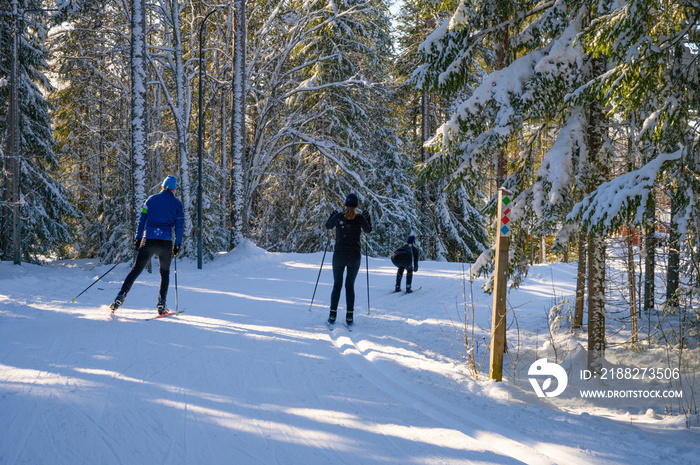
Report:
162,175,177,190
407,235,415,244
344,193,359,207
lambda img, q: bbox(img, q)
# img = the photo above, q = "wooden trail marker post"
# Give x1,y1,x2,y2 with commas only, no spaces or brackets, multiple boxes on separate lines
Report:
489,187,512,381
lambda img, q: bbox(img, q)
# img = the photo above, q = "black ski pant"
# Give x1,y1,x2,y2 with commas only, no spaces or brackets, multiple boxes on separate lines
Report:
330,249,362,312
120,239,173,302
395,267,413,288
392,254,413,288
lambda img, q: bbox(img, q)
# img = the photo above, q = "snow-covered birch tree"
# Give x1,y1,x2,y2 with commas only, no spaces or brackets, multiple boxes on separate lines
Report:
148,0,195,254
230,0,246,248
130,0,148,223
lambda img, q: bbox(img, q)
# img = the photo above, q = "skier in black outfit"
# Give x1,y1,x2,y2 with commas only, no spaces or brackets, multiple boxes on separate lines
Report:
110,175,185,315
391,235,419,293
325,193,372,326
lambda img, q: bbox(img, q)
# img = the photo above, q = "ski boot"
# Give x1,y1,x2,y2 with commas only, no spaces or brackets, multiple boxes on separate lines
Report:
110,292,126,313
157,298,170,315
394,284,401,292
406,285,412,294
346,310,354,326
328,309,337,325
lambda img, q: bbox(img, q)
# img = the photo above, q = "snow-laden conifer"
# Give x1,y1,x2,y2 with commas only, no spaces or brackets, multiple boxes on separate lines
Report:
0,2,76,261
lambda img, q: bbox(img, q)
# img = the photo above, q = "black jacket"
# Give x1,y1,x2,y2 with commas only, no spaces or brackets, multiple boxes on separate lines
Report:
391,244,419,271
326,211,372,252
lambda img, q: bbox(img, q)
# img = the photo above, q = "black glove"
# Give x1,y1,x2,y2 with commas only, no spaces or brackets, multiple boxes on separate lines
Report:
363,211,372,228
134,238,141,250
172,245,180,256
328,210,341,224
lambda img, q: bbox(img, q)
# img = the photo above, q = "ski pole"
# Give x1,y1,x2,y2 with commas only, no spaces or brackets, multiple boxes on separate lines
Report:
72,262,120,302
365,233,370,315
174,257,179,312
309,233,331,312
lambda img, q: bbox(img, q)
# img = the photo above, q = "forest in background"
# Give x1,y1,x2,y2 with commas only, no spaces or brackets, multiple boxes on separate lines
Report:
1,0,699,367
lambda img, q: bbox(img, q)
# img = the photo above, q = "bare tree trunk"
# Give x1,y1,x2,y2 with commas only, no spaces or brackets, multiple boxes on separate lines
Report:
495,24,509,350
420,88,430,214
643,191,656,316
540,236,546,263
574,234,586,329
587,232,606,374
580,7,608,367
98,72,106,260
627,226,638,343
420,16,433,167
666,186,680,307
8,0,20,264
421,89,430,164
495,25,509,189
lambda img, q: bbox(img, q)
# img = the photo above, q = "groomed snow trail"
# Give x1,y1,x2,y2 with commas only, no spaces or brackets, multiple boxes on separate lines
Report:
0,243,697,464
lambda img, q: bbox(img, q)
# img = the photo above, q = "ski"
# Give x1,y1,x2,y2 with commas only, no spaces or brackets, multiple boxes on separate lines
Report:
402,286,422,295
390,285,422,295
326,320,336,331
345,322,354,332
146,310,185,321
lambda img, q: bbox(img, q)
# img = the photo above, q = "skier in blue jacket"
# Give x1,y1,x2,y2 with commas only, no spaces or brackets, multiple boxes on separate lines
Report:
110,175,185,315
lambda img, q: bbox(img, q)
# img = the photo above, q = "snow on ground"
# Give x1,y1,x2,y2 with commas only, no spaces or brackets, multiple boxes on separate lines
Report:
1,241,698,464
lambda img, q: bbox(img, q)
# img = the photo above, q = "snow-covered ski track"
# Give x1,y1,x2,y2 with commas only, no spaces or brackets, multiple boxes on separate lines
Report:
0,248,697,465
329,327,570,464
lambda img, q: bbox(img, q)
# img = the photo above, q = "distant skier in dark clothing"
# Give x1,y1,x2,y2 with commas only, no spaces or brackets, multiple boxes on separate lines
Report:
326,193,372,326
110,175,185,315
391,235,419,293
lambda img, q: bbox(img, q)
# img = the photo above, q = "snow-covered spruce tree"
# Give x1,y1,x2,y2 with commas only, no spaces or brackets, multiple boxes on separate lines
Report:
415,0,600,284
244,0,419,254
50,0,146,262
363,89,423,257
51,6,126,259
0,2,76,262
574,0,700,343
416,0,633,371
395,0,488,262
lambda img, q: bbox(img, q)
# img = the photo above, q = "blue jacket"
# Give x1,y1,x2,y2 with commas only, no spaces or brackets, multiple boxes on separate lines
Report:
135,190,185,247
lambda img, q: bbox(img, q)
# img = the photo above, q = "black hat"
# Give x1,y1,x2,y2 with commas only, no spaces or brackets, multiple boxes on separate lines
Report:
407,235,415,244
344,193,359,207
